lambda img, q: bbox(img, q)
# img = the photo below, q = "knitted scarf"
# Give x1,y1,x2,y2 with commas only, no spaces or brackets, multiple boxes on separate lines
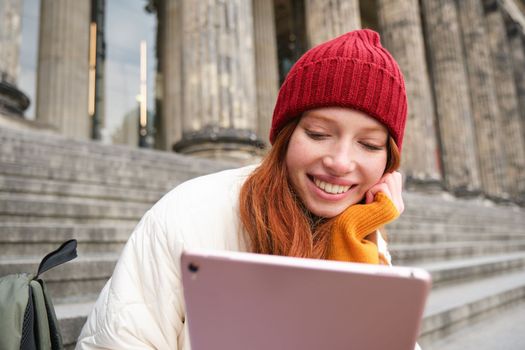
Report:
328,193,399,264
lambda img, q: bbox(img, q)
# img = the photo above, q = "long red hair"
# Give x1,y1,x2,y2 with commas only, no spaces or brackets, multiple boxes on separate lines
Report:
239,119,400,258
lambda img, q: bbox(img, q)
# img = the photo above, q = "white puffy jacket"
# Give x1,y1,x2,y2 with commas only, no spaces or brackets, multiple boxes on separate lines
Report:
75,165,393,349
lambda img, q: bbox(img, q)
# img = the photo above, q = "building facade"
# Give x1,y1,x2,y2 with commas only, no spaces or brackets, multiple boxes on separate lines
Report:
1,0,525,203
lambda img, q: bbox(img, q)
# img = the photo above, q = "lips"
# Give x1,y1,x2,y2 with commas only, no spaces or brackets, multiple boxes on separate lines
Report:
313,177,354,194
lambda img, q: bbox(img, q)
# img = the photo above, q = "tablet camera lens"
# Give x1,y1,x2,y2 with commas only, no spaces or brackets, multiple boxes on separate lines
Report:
188,262,199,273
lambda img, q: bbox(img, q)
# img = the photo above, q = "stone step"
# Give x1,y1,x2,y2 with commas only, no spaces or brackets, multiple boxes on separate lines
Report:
409,197,520,213
420,300,525,350
416,252,525,287
402,193,523,219
0,135,234,183
399,211,525,225
403,205,522,216
402,194,524,218
388,219,525,234
0,174,165,203
391,241,525,264
0,154,192,190
404,191,519,210
0,254,117,300
419,268,525,345
0,147,182,174
55,301,96,349
388,231,525,244
400,211,524,225
403,196,518,212
0,215,138,225
0,193,148,222
0,160,184,191
0,127,234,171
0,223,132,256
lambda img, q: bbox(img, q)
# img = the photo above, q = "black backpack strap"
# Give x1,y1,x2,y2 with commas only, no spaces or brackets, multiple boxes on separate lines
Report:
20,286,37,350
40,281,64,350
35,240,78,279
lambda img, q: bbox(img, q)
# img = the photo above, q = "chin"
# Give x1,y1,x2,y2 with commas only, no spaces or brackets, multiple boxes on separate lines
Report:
307,205,346,219
305,196,365,218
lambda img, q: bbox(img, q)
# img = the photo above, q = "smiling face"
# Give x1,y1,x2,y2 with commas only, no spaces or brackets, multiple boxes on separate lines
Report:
285,107,389,218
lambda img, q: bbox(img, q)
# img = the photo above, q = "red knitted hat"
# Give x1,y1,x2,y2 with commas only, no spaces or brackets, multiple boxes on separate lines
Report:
270,29,407,150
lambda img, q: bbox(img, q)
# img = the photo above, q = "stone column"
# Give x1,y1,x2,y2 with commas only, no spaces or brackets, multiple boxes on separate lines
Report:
506,19,525,147
483,0,525,202
252,0,279,147
155,0,183,151
420,0,481,195
36,0,91,139
91,0,106,140
376,0,441,188
0,0,30,116
173,0,263,162
457,0,509,200
304,0,361,47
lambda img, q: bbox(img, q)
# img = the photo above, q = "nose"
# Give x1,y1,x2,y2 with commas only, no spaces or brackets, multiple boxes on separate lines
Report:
322,143,356,175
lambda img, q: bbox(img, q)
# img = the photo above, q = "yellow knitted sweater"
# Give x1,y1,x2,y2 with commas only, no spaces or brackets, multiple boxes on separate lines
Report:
328,192,399,264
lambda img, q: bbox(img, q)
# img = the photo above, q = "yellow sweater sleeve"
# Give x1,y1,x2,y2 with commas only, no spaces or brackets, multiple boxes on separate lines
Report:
327,192,399,264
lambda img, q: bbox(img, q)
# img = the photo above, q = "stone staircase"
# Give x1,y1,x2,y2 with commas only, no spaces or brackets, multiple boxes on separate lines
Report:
0,126,234,348
387,193,525,348
1,126,525,349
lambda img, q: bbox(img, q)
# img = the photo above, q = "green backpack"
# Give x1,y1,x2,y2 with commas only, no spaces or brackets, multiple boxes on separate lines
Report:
0,239,78,350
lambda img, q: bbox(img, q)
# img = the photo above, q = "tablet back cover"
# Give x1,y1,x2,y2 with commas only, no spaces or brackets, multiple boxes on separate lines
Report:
181,250,431,350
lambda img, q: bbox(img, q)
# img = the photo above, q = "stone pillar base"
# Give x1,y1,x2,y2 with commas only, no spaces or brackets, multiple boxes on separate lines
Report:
0,81,29,117
173,127,266,164
404,177,444,194
0,112,56,133
407,178,483,198
449,187,483,199
484,192,514,205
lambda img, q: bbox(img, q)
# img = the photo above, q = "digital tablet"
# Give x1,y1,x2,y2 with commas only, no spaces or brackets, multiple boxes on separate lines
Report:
181,249,431,350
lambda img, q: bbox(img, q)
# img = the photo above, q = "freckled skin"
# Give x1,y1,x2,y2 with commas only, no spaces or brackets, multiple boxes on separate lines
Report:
286,107,388,218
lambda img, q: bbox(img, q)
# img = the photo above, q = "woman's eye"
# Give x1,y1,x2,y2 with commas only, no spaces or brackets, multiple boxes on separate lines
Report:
360,142,384,151
305,130,329,140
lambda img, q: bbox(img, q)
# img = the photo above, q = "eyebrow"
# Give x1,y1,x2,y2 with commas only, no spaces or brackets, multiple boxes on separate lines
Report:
302,113,335,124
303,113,387,134
358,125,388,134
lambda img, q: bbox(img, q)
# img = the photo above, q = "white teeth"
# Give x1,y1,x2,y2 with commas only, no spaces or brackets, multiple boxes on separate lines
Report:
313,178,351,194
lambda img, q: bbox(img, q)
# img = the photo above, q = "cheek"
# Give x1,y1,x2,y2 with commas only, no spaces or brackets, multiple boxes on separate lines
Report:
285,134,307,172
285,142,297,173
363,155,388,184
284,142,301,189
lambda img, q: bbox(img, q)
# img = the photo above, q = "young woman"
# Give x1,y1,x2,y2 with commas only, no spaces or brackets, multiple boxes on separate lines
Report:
76,29,408,349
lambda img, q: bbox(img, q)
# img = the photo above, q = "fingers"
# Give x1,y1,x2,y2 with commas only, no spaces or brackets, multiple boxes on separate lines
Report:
366,189,374,204
366,183,392,203
383,172,404,214
365,171,404,214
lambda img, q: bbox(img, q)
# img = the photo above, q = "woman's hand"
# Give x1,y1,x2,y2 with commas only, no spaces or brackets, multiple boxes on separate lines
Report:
365,171,404,215
330,172,402,264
